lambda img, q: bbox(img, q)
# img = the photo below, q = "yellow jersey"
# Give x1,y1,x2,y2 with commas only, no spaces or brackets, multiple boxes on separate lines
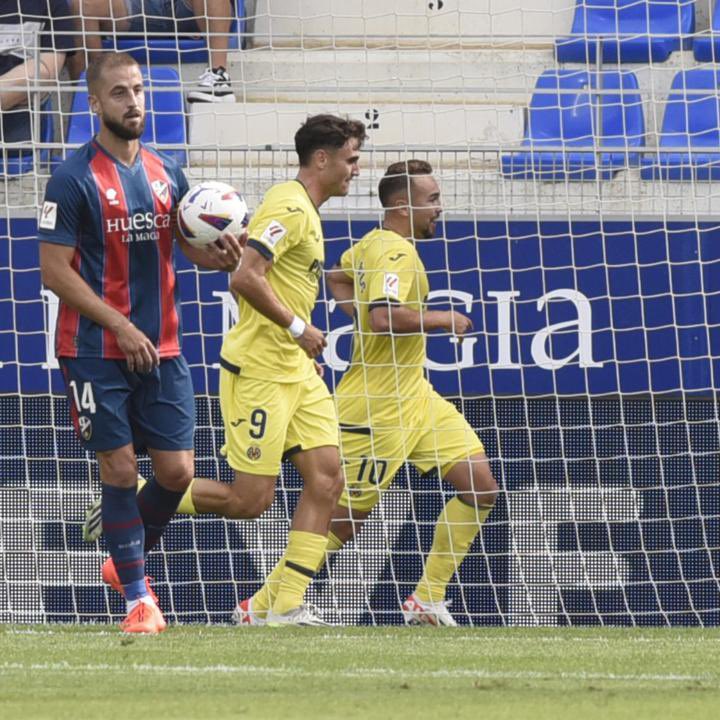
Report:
221,180,323,383
335,227,430,427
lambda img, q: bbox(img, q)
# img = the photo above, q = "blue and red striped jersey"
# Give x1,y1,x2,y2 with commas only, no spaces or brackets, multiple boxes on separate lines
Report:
38,140,190,359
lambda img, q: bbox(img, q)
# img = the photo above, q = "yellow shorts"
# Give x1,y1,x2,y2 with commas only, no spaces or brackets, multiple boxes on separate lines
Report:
220,367,339,476
338,389,485,513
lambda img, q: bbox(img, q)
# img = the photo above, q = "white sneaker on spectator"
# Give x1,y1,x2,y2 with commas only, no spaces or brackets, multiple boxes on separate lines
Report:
187,67,235,103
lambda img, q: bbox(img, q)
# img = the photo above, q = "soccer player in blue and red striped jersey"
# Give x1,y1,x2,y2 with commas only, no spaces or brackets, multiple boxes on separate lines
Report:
38,52,242,634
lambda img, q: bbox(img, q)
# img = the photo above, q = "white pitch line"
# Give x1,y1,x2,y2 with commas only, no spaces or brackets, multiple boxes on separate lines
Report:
7,628,720,645
0,662,716,684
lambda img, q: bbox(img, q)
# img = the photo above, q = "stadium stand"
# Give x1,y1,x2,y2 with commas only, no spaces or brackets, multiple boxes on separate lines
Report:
501,69,644,181
640,68,720,180
250,0,575,49
100,1,246,64
188,101,523,151
66,66,187,166
555,0,695,63
693,0,720,60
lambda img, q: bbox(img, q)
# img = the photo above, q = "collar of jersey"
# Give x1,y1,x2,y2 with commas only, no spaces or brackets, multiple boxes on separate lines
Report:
292,179,321,219
380,225,414,245
92,137,144,171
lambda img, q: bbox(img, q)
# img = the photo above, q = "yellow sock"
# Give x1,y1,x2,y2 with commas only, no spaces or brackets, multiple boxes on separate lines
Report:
271,530,329,615
252,531,344,618
326,531,344,555
415,497,491,603
176,478,197,515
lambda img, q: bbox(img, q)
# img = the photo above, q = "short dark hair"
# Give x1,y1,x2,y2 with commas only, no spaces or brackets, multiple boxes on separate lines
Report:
87,52,140,94
378,159,434,208
294,114,367,166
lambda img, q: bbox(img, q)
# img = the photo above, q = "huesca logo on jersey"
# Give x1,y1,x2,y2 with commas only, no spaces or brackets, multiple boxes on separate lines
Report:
151,179,170,205
106,212,171,243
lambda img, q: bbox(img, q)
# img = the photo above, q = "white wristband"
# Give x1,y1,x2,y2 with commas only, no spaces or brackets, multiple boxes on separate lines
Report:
288,315,306,338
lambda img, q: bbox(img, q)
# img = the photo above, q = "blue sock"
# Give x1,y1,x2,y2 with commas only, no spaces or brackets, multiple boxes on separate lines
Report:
136,476,185,553
102,484,146,601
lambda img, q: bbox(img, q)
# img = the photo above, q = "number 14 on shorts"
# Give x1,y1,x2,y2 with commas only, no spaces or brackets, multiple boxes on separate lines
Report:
68,380,97,414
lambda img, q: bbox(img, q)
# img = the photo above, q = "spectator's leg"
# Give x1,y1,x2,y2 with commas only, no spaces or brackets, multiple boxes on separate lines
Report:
67,0,133,79
0,53,66,111
189,0,232,70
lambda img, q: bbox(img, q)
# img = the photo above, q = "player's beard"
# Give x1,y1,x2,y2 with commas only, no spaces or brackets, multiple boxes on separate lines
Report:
104,114,145,141
420,219,437,239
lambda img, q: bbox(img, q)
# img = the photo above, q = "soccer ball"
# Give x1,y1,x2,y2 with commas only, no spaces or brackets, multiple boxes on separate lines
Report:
177,181,250,248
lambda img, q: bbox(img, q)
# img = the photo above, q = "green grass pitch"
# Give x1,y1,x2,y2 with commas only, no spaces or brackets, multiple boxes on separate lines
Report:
1,625,719,719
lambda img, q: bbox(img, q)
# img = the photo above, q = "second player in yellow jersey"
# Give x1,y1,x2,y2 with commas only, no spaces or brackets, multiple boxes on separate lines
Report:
156,115,367,626
221,179,323,384
328,160,499,626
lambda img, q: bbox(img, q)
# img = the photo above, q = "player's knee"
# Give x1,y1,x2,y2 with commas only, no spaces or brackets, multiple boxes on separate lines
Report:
224,480,274,519
155,462,194,493
311,468,344,506
97,452,137,488
327,468,345,504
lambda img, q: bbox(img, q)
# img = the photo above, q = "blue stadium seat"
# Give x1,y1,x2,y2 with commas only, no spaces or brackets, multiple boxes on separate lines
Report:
501,70,644,181
0,98,53,176
693,0,720,61
101,2,245,64
641,70,720,180
556,0,695,64
66,66,187,166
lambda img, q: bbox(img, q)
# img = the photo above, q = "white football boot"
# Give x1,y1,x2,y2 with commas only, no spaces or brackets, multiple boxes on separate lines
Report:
401,593,458,627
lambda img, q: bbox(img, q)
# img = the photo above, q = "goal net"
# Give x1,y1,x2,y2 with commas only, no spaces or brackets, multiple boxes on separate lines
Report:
2,0,719,626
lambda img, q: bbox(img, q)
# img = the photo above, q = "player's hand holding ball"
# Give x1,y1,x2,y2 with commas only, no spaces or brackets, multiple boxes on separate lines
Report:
177,181,250,271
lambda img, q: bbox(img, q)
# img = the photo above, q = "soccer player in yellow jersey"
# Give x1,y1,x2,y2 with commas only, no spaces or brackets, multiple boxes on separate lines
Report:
233,159,498,626
329,159,498,625
181,114,366,625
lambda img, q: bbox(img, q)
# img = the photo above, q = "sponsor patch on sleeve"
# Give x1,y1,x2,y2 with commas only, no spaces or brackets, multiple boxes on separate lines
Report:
260,219,288,248
39,201,57,231
383,272,400,299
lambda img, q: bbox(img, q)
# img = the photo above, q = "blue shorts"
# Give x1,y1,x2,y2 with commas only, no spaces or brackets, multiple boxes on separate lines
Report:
59,356,195,453
124,0,197,35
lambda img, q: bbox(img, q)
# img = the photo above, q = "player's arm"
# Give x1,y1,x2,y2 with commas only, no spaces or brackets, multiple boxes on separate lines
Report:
366,252,472,337
39,242,159,372
230,245,326,358
325,262,354,318
369,303,472,338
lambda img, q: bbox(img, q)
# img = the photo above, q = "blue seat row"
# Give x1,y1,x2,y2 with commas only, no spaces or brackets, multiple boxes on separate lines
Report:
558,0,720,65
556,0,695,64
502,69,720,181
501,70,644,181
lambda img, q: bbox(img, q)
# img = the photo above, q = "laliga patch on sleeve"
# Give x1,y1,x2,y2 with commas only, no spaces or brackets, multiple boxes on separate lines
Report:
383,272,400,299
39,201,57,231
260,219,288,248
